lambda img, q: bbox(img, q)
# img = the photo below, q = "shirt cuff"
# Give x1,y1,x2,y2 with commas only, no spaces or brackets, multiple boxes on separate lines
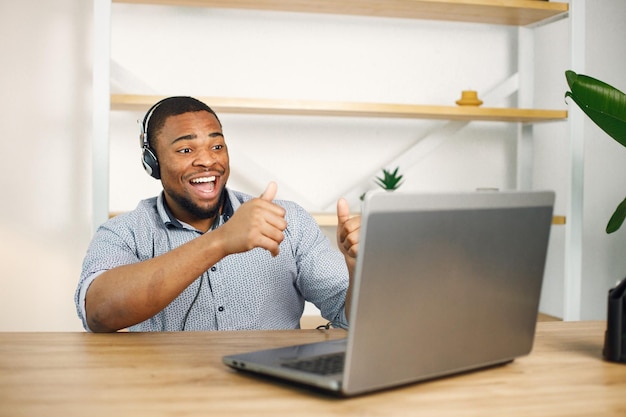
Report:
78,271,105,332
333,307,349,329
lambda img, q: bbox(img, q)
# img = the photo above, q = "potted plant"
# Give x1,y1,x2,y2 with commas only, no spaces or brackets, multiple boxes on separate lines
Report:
360,166,404,201
564,70,626,363
374,166,404,192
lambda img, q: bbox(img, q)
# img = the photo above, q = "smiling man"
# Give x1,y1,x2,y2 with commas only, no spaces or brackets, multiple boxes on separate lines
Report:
75,96,360,333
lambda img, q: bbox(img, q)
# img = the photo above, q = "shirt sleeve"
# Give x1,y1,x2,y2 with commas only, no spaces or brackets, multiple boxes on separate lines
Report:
75,270,105,332
283,202,350,329
74,216,143,331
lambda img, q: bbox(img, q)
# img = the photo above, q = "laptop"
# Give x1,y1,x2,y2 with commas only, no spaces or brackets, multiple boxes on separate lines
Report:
223,190,555,396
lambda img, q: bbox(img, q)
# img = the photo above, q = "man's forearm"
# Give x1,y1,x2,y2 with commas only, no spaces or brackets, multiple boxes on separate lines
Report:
85,233,226,332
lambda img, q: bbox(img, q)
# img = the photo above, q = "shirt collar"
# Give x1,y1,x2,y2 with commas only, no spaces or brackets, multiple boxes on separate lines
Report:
157,190,234,231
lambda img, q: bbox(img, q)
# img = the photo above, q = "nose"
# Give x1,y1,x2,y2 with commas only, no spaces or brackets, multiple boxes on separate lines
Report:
193,146,218,167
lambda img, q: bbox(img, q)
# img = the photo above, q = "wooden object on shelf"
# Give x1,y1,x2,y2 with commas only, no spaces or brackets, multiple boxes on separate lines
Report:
111,94,567,123
111,0,569,27
456,90,484,107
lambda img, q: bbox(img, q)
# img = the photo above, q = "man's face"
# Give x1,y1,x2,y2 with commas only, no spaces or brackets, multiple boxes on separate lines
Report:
154,111,230,229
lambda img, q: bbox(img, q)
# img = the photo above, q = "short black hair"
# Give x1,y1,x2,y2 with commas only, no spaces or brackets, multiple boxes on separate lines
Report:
143,96,222,152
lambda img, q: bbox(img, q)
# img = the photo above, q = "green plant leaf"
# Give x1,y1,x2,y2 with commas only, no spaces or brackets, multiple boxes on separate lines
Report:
606,197,626,234
374,167,404,190
565,70,626,147
566,71,626,233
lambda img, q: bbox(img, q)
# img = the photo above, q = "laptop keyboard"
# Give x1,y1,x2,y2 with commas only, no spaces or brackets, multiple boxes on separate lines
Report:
281,352,345,375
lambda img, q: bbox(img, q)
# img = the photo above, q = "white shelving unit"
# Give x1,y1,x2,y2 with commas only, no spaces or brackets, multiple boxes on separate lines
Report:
95,0,569,217
93,0,576,316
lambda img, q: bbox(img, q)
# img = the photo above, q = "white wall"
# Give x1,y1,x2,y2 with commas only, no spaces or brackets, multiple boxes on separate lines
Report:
0,0,92,330
580,0,626,318
108,5,522,215
2,0,625,331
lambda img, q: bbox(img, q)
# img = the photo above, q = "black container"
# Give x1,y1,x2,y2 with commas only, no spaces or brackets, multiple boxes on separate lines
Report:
603,277,626,363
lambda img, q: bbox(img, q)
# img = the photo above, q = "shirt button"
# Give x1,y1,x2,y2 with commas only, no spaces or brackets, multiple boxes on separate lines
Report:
211,266,217,272
218,306,225,312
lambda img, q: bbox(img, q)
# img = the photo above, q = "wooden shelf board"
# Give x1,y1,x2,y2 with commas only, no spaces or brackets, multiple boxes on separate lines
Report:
111,94,567,123
112,0,568,26
109,211,565,226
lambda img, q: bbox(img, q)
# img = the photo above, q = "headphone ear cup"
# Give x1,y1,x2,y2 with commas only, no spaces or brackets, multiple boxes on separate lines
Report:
142,147,161,179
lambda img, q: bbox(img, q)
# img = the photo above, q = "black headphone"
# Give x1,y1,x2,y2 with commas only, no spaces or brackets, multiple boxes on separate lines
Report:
139,99,166,180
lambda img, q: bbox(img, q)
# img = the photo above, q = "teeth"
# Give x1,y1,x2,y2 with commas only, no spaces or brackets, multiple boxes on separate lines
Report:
191,176,216,184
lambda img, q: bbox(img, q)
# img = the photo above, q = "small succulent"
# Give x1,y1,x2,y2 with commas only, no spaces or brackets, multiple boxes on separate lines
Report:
360,166,404,201
375,167,404,191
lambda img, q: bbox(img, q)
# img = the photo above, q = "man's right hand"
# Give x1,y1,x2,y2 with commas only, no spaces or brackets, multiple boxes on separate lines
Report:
216,182,287,257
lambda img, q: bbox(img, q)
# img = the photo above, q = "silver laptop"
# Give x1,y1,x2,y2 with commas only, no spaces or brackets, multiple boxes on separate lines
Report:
223,190,555,396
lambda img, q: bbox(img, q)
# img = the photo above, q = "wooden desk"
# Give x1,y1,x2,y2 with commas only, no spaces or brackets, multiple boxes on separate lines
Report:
1,321,624,416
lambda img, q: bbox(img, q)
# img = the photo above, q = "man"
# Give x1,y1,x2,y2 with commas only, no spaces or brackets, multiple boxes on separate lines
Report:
75,96,360,332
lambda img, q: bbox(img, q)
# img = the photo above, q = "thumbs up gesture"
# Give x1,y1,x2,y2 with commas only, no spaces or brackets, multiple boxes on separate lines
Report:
336,198,360,270
219,182,287,257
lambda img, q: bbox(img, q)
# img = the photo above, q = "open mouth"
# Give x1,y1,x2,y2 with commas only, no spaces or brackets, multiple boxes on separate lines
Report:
190,175,217,194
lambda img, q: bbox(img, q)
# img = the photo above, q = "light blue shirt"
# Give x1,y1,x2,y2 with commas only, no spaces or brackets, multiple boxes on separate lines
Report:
75,189,349,331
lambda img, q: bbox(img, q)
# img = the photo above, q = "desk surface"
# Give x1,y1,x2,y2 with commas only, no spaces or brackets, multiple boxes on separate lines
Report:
1,321,624,416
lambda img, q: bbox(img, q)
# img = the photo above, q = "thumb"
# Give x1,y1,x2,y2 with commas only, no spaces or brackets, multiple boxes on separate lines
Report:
260,181,278,202
337,198,351,226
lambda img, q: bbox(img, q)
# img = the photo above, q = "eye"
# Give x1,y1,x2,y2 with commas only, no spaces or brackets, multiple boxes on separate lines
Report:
177,148,192,154
212,144,224,151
